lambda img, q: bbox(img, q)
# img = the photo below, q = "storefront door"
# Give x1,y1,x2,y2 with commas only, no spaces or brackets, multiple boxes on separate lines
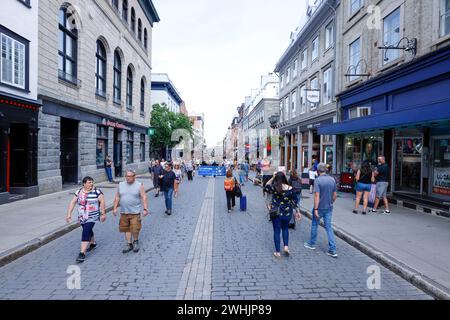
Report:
60,118,79,184
394,138,422,194
431,137,450,199
114,129,123,177
10,124,28,187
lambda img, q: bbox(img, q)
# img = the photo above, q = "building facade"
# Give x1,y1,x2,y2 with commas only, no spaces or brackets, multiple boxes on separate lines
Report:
37,0,159,194
151,73,183,114
275,0,340,174
0,0,41,204
189,112,205,163
320,0,450,209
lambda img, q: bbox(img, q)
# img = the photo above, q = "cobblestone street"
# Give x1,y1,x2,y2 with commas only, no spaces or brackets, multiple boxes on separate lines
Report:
0,177,432,300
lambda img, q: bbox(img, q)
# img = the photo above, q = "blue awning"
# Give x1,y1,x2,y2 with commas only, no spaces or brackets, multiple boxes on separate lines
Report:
319,101,450,135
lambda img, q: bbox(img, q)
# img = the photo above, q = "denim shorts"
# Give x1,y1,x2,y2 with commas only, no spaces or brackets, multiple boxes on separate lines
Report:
356,182,371,192
376,182,389,198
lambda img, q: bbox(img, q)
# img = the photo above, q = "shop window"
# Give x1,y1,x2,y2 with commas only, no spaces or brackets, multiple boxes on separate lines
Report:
126,131,134,164
433,138,450,196
96,126,108,167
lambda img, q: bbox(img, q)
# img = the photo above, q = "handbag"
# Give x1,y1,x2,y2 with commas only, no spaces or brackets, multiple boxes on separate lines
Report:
369,184,377,203
234,184,242,198
269,207,279,221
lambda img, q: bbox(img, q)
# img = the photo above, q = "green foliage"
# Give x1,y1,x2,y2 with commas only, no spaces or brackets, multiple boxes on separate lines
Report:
150,103,194,156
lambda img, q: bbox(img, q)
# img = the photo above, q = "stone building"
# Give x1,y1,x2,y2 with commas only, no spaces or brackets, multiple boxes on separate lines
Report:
37,0,159,194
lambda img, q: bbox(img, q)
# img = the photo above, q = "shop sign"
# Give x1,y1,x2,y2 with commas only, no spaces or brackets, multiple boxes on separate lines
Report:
306,89,320,104
433,167,450,196
102,118,131,130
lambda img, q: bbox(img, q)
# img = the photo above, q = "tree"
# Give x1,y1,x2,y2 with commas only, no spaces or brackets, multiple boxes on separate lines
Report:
150,103,193,158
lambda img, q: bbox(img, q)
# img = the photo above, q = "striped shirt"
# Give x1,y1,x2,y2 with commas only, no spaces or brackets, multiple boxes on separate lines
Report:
75,188,103,224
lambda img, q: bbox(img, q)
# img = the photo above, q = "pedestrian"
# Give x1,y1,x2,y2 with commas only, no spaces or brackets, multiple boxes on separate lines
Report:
224,169,236,213
262,158,272,196
244,161,250,183
308,165,318,194
66,176,106,262
160,163,177,215
173,163,183,198
265,172,300,258
148,159,154,175
104,155,113,182
238,163,245,186
353,161,374,215
152,160,164,197
288,169,302,208
112,169,149,253
304,163,338,258
371,156,391,214
186,160,194,181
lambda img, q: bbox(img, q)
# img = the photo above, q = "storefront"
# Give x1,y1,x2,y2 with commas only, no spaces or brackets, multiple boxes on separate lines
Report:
0,93,41,204
319,44,450,205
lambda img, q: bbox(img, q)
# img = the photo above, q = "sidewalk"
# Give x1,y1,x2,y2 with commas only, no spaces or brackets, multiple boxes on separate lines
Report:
248,172,450,299
0,174,155,267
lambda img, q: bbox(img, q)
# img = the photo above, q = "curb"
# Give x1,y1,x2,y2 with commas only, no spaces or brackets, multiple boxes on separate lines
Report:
0,186,155,268
249,177,449,300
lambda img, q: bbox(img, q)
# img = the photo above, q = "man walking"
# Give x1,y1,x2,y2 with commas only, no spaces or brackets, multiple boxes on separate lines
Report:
371,156,391,214
152,160,163,197
113,170,149,253
160,163,177,215
104,155,113,182
304,163,338,258
186,160,194,181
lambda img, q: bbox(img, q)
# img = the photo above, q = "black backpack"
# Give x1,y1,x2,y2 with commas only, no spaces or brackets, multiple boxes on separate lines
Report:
291,178,302,193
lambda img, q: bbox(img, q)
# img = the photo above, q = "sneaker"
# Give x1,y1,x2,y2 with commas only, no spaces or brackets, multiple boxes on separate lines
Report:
133,240,140,253
167,210,172,216
76,252,86,263
327,251,338,258
86,243,97,252
122,243,133,254
352,210,358,214
370,209,377,214
362,211,367,215
383,210,391,215
304,242,316,250
228,210,231,213
155,193,159,197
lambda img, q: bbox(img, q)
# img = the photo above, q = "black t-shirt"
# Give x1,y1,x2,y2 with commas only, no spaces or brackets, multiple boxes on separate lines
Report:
376,164,389,182
358,170,373,184
161,171,176,191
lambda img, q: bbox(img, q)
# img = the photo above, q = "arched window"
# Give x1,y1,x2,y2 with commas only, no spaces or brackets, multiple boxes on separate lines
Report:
58,7,78,82
122,0,128,22
126,66,133,109
138,19,142,41
144,28,148,49
113,50,122,104
112,0,118,10
140,77,145,114
131,8,136,33
95,40,107,97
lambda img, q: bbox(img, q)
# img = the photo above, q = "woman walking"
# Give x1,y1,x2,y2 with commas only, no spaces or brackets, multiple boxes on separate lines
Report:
353,161,374,215
66,176,106,262
308,165,318,194
224,170,236,213
173,163,183,198
288,170,302,208
265,172,300,258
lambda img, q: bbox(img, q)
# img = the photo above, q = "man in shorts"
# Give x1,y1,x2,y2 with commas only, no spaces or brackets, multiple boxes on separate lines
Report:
371,156,391,214
113,169,149,253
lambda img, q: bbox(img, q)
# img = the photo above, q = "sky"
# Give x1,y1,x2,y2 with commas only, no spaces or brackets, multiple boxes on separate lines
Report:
151,0,309,148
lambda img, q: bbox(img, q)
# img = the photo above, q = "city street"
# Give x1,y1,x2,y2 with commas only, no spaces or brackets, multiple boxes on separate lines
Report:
0,177,431,300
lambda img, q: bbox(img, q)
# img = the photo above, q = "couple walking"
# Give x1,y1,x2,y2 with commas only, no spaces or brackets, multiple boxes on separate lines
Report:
151,160,180,215
66,170,149,262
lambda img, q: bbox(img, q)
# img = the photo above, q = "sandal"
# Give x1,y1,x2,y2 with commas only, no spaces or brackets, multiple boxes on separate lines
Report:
273,252,281,258
283,249,291,257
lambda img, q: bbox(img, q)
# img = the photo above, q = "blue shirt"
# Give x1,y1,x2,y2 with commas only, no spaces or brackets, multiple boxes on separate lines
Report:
314,175,337,210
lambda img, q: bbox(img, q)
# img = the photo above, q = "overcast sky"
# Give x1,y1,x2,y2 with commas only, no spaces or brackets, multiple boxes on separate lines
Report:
151,0,309,148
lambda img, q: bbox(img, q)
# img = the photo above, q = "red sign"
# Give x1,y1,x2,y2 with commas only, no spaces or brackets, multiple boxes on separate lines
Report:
102,119,131,130
0,98,40,112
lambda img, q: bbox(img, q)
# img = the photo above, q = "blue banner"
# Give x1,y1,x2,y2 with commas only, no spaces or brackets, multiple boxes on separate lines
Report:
198,166,226,177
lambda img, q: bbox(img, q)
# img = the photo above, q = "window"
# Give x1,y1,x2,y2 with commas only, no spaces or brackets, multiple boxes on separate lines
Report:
291,90,297,117
58,7,78,83
350,0,363,16
301,49,307,70
293,59,298,79
140,134,146,162
349,38,361,82
300,85,306,114
144,29,148,49
122,0,128,22
284,97,289,121
126,66,133,109
96,126,108,167
138,19,142,41
311,37,319,62
95,40,106,97
126,131,134,164
19,0,31,6
140,77,145,115
325,22,334,49
383,8,401,64
323,67,332,104
131,8,136,34
112,0,118,10
279,101,283,122
280,73,284,88
310,77,319,109
286,67,291,84
442,0,450,36
1,33,26,89
113,50,122,104
349,106,371,119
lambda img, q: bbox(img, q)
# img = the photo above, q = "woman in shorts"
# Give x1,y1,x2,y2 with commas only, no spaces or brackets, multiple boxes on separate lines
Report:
353,161,374,215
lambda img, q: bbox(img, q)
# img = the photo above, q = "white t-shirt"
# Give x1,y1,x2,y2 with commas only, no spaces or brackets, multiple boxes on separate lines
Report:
309,170,318,180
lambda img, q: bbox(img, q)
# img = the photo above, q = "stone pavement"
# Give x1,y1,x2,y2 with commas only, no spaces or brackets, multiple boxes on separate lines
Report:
0,176,432,300
298,189,450,299
0,174,154,266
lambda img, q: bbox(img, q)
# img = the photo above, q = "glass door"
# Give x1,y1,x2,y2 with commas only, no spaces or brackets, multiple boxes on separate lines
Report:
394,138,422,194
431,137,450,199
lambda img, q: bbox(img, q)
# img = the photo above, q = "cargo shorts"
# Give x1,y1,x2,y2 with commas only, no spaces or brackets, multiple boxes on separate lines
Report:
119,214,142,234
